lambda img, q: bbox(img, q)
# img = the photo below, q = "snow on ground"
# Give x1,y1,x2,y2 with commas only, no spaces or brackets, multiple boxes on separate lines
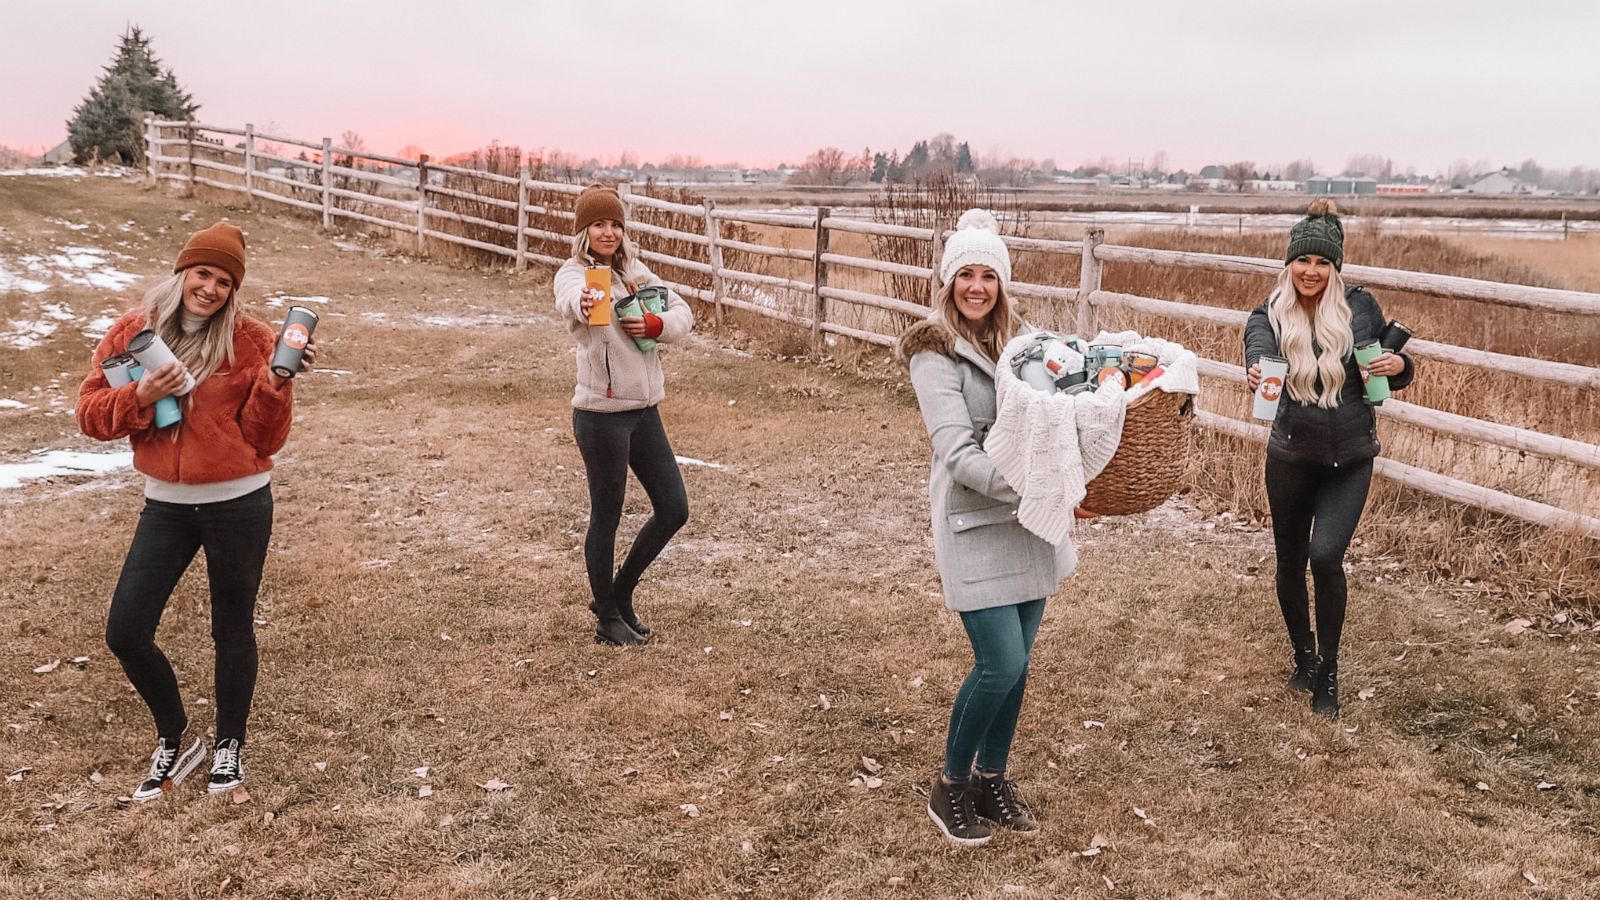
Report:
3,299,124,348
1,244,139,295
0,449,133,490
0,399,31,410
0,166,129,179
263,291,332,309
675,455,727,470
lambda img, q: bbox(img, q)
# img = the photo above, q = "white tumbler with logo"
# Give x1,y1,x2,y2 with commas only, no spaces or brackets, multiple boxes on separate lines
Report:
1252,354,1289,421
127,329,197,395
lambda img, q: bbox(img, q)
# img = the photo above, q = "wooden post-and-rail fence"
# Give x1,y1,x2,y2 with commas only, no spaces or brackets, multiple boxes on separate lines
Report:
141,116,1600,540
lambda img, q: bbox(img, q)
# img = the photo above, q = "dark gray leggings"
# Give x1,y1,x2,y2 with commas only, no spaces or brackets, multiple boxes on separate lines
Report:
1265,456,1373,663
572,406,689,608
105,485,272,743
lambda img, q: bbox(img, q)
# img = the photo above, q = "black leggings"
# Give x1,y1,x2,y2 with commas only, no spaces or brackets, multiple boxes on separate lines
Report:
1265,456,1372,663
105,485,273,743
572,406,689,608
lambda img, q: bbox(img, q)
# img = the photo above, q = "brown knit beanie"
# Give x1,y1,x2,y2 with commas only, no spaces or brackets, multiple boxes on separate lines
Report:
573,184,625,235
174,222,247,285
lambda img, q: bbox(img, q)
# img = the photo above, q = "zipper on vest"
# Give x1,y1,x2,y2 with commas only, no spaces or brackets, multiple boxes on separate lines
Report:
603,344,613,399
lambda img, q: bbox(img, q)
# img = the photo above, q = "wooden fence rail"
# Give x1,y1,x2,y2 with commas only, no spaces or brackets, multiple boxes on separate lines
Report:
143,117,1600,539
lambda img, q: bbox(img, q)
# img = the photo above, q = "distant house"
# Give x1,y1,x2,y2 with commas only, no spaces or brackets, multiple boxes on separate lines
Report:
1466,170,1528,194
1377,183,1432,195
41,140,73,164
1199,164,1226,179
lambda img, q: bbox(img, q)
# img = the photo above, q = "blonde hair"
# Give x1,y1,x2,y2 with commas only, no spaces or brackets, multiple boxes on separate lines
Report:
141,271,239,410
933,272,1019,364
571,227,642,286
1266,265,1353,408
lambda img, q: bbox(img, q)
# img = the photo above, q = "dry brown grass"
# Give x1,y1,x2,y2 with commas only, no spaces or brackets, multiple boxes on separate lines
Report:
3,175,1600,899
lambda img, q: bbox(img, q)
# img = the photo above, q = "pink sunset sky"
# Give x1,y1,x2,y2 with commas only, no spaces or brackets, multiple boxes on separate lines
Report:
4,1,1598,174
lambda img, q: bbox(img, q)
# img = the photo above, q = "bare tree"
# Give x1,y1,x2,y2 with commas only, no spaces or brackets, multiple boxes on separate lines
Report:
1224,161,1255,192
794,146,867,186
1282,158,1316,182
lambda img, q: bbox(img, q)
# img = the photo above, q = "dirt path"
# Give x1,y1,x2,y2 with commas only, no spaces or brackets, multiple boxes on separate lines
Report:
3,176,1597,898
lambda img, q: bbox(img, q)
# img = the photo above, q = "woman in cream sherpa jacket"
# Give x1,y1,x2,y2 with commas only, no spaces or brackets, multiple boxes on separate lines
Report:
553,185,693,647
77,222,313,802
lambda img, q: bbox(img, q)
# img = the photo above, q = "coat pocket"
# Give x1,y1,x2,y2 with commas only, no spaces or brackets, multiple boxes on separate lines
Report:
948,503,1031,585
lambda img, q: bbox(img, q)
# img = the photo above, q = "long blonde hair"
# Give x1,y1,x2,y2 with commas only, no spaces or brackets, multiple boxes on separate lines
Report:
1266,266,1352,408
571,228,642,286
933,275,1019,364
140,271,239,401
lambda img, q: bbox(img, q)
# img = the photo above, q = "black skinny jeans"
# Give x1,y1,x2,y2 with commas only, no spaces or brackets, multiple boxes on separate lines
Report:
1265,456,1373,663
105,485,273,743
573,406,689,609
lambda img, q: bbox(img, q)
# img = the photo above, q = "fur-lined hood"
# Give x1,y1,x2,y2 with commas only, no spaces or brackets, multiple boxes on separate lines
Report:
896,316,955,363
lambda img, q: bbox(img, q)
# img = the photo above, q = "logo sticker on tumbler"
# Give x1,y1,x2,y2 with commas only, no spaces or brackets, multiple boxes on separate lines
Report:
1261,376,1282,402
283,323,310,350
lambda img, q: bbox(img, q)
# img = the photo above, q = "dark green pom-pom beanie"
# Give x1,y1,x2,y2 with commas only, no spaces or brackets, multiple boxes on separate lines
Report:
1286,199,1344,269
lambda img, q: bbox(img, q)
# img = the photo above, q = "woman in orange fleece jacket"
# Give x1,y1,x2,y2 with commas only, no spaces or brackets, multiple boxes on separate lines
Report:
77,222,315,802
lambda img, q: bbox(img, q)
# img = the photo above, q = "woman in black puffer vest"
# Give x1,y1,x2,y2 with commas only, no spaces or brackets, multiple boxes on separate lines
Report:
1243,200,1415,719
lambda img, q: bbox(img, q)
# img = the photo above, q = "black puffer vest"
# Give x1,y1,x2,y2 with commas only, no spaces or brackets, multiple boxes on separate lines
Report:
1242,287,1414,467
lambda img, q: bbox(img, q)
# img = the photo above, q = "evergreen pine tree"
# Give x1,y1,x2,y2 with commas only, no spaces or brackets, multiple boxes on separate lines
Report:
956,142,974,174
67,27,198,165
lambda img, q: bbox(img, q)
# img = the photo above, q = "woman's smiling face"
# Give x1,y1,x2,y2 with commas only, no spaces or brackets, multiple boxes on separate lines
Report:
952,265,999,323
180,265,234,318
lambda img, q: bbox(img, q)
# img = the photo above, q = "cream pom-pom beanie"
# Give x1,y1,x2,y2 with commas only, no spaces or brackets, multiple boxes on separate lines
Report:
939,208,1012,286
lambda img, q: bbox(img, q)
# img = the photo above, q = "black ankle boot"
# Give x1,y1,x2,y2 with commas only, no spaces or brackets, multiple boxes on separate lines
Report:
1286,641,1320,694
611,571,651,637
1311,658,1339,719
588,599,648,646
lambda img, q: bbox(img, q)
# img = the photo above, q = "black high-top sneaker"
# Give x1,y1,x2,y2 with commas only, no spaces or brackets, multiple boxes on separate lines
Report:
1311,658,1340,719
927,775,991,846
131,736,205,801
1286,642,1320,694
973,772,1040,833
207,738,245,794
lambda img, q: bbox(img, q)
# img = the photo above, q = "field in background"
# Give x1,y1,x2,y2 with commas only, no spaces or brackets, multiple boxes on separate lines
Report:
4,177,1598,897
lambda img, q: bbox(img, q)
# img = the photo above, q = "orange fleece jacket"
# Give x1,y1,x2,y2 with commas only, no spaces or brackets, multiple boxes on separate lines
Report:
77,309,295,484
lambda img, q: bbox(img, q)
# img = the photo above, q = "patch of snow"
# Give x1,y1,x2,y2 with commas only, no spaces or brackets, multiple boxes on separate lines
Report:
421,313,540,328
5,245,139,293
312,368,354,376
0,450,134,490
82,315,118,340
675,455,726,470
262,292,332,309
3,318,58,349
0,261,50,293
0,399,31,410
46,218,92,231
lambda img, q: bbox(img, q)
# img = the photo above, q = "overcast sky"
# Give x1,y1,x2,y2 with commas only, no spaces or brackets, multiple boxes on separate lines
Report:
4,0,1597,174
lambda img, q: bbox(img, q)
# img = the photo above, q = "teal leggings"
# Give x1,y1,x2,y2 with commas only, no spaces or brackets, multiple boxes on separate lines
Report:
943,598,1046,779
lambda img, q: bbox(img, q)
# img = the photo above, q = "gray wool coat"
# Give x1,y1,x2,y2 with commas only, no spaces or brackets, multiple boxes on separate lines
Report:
901,319,1076,612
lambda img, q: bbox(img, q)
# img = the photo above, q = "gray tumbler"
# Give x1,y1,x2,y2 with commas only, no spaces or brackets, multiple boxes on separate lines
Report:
271,306,319,378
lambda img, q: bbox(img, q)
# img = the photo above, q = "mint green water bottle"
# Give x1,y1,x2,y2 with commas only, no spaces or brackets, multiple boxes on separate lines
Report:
1354,340,1390,406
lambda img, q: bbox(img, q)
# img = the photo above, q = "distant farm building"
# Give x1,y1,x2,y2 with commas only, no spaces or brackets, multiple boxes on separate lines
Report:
1377,183,1432,195
1466,171,1530,194
40,140,73,164
1306,175,1378,196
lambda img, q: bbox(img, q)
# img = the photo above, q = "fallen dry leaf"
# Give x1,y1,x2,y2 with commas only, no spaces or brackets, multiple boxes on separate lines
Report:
263,811,275,824
7,767,32,782
223,844,240,856
680,803,700,817
32,659,60,674
1523,871,1539,886
1103,876,1116,890
1079,847,1102,858
479,778,511,792
313,761,327,772
69,656,90,667
887,876,905,886
1475,781,1490,792
861,756,882,775
439,814,454,828
1358,687,1376,701
719,711,733,721
231,787,251,805
620,768,639,778
818,694,831,711
1537,781,1557,791
89,771,103,784
417,785,433,799
908,676,924,688
1504,618,1533,635
411,766,430,779
1083,720,1105,729
863,776,884,790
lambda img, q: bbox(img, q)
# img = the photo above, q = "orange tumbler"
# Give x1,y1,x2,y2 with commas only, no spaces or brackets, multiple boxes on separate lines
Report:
584,266,612,326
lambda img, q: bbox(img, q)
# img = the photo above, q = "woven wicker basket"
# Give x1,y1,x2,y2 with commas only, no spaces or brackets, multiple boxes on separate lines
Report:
1080,389,1196,516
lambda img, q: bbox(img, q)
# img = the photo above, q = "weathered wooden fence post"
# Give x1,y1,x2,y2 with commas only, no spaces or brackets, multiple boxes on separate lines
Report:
812,207,830,350
319,138,332,230
415,154,429,255
514,161,530,273
928,225,945,309
1078,227,1104,336
143,112,156,188
702,198,725,329
243,123,255,206
184,122,196,198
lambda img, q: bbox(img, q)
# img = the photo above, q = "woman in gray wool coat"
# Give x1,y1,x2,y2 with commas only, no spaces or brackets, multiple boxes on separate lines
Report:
897,209,1076,847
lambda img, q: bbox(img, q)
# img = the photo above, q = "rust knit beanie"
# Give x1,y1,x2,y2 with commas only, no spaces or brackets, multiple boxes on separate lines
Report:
573,184,626,235
174,222,247,285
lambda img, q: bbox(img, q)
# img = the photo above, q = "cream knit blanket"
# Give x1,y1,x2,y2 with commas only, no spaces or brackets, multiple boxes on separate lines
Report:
986,333,1128,546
